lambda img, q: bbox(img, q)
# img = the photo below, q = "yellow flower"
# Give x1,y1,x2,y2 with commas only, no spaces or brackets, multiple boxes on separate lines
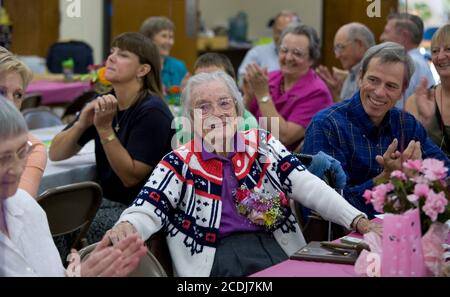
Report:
263,210,277,227
97,67,111,86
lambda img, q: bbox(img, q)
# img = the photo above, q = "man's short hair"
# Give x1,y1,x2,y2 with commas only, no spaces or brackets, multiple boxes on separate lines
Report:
267,10,301,28
194,53,236,81
360,42,415,93
387,13,424,45
347,23,375,49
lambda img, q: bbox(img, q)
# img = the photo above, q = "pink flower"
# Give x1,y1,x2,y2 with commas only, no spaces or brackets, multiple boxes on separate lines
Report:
363,189,373,205
422,191,448,221
390,170,407,180
247,210,265,226
422,159,448,181
279,192,288,207
407,194,419,202
403,159,422,171
368,184,393,213
414,183,430,197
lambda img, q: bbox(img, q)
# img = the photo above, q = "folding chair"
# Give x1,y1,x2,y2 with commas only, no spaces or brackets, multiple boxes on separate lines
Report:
79,242,168,277
22,106,63,129
291,153,349,242
37,181,102,252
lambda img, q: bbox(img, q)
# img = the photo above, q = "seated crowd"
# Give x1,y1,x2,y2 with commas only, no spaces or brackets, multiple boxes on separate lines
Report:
1,11,449,277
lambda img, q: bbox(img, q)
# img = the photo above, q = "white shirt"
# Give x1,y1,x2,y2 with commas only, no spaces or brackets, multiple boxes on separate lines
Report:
238,42,280,85
396,48,435,108
0,189,64,277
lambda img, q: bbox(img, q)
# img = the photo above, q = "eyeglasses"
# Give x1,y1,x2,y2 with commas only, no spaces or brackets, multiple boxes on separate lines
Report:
193,97,235,117
279,46,309,59
0,141,33,168
333,40,354,54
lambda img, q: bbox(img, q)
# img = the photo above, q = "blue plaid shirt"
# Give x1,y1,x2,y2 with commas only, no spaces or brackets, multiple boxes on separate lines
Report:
303,92,450,218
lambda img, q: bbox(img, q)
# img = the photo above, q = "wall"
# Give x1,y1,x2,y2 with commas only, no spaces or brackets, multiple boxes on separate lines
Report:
59,0,103,64
198,0,323,41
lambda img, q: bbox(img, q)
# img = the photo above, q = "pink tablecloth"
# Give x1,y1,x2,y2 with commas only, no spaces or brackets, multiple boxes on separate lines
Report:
251,259,357,277
251,230,367,277
26,80,93,105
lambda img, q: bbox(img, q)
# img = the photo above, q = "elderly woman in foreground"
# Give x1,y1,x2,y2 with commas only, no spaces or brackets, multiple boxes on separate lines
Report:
109,71,375,277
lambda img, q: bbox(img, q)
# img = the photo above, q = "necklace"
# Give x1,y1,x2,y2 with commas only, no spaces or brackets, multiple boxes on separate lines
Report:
114,111,123,132
114,92,143,132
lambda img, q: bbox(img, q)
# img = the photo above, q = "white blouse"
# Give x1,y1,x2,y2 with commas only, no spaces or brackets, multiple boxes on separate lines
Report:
0,189,64,276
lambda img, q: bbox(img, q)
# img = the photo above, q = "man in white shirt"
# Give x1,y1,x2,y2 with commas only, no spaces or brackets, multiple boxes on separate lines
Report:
237,10,300,85
317,22,375,102
380,12,435,108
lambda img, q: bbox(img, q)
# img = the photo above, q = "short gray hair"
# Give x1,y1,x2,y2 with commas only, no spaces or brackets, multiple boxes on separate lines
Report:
140,16,175,39
360,42,415,92
388,13,424,45
0,95,28,139
347,23,375,49
181,71,245,123
280,23,321,65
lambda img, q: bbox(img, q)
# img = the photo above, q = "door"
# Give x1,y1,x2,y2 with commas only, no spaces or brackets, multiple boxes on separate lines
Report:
111,0,197,72
4,0,59,57
321,0,398,68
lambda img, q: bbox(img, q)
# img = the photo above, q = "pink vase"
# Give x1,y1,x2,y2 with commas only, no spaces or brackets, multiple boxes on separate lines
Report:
381,208,428,277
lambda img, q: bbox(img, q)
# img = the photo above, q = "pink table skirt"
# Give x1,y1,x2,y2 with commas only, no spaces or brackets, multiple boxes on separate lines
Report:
251,259,357,277
26,80,93,105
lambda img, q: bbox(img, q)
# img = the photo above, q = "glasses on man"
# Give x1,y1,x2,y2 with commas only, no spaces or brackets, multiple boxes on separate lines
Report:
0,141,33,168
193,97,235,117
279,46,309,59
333,40,354,54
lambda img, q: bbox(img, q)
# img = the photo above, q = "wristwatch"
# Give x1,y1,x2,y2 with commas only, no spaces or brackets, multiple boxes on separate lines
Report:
260,95,270,103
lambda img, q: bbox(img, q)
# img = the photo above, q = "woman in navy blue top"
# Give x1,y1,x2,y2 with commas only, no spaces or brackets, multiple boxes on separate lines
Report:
49,32,175,243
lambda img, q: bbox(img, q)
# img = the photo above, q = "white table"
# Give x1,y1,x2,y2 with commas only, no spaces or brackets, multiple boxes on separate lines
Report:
31,125,97,195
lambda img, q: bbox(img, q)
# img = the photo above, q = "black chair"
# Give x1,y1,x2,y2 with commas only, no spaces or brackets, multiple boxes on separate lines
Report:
292,153,349,242
21,106,63,129
20,93,42,111
62,90,96,124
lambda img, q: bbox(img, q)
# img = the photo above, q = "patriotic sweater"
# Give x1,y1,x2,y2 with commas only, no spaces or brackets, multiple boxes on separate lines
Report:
119,129,363,276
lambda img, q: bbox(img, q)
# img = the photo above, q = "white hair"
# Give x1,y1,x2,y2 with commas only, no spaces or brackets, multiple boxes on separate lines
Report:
181,71,245,124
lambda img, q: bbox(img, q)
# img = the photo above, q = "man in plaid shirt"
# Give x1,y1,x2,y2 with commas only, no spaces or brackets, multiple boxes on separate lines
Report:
303,42,450,218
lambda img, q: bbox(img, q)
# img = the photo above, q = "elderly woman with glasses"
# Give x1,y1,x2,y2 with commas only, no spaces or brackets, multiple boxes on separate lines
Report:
108,71,376,277
0,97,146,276
244,23,333,152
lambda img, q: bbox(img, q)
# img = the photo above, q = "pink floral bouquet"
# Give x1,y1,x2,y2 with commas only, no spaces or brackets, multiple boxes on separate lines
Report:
234,185,289,230
362,158,450,276
363,158,450,232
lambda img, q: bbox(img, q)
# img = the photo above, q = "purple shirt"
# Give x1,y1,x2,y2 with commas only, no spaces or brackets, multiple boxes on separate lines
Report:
201,135,262,238
250,69,333,151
